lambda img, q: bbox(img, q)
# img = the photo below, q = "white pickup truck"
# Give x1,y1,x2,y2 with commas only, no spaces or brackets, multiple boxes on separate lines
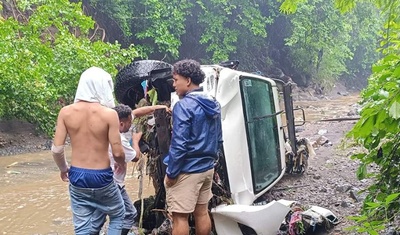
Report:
114,60,323,235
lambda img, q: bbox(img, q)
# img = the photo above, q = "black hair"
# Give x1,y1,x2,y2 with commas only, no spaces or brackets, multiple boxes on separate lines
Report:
173,59,205,85
113,104,132,120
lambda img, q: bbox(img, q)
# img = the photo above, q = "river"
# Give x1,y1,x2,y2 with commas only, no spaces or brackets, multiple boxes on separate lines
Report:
0,149,155,235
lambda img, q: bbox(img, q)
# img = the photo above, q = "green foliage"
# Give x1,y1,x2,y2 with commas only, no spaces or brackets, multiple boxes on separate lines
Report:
279,0,307,13
346,193,400,234
87,0,381,87
95,0,271,62
0,0,138,136
197,6,238,62
280,0,399,232
197,0,270,62
280,0,357,13
342,3,383,88
89,0,134,37
344,0,400,232
276,0,383,88
132,0,192,58
284,0,354,85
0,0,387,136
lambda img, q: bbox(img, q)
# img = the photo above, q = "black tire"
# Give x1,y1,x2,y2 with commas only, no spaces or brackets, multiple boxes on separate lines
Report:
114,60,174,108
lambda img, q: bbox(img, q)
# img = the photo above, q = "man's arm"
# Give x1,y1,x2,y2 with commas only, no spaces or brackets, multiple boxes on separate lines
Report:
131,132,142,162
121,135,136,162
51,109,69,181
108,110,125,164
217,112,223,146
165,102,190,179
132,105,170,117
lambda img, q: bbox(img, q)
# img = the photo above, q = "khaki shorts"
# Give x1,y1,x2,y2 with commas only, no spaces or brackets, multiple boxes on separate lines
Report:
165,169,214,213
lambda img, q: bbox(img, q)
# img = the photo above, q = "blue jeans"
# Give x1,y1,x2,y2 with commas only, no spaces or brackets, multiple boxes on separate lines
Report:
69,182,125,235
91,185,137,232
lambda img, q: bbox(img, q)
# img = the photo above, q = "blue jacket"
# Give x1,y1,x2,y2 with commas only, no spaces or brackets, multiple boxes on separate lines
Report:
164,88,222,179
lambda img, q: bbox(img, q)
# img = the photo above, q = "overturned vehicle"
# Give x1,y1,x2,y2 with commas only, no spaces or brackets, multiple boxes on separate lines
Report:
114,60,334,235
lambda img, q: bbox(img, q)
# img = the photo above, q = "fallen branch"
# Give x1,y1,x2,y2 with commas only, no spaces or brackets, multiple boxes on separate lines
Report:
271,184,310,191
319,117,360,122
6,162,19,168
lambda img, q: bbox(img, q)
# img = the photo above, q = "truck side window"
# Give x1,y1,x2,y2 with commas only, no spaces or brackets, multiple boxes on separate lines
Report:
240,77,282,194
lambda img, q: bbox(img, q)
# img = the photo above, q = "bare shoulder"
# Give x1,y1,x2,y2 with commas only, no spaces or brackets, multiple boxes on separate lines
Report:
98,106,118,121
99,105,117,115
58,104,73,116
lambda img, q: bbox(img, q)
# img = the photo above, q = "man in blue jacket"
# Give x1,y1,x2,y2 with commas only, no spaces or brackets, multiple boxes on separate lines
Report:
164,59,223,235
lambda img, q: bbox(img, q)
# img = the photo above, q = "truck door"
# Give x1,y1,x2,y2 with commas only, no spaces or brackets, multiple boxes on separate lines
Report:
239,75,286,198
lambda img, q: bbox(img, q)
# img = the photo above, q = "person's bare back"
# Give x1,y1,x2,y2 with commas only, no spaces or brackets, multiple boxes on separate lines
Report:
51,67,128,234
55,102,124,169
52,66,125,181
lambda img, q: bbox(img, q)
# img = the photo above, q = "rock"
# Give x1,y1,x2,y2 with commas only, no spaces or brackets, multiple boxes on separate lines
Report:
336,184,352,193
347,110,358,116
313,174,322,180
385,226,399,235
318,129,328,135
315,136,329,146
341,201,349,207
337,91,349,96
325,159,334,165
349,190,359,202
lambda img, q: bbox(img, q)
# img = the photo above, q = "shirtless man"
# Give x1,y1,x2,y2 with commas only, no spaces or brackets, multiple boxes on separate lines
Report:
51,67,126,235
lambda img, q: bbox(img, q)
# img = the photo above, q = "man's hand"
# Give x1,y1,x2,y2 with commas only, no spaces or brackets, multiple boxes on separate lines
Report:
132,132,142,162
133,105,171,117
164,175,177,187
60,168,69,182
159,105,171,114
114,162,127,175
132,146,141,162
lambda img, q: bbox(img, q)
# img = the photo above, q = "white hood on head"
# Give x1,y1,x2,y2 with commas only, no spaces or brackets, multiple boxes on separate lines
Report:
74,67,115,108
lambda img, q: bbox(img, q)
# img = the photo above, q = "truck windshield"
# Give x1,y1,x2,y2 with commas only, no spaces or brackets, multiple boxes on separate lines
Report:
240,77,282,194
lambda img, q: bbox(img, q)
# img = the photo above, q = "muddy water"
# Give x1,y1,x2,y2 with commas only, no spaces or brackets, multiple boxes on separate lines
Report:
0,93,360,234
0,148,154,235
294,93,360,122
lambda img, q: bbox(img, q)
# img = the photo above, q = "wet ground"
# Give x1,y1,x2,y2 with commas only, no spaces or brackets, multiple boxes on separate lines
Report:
274,93,366,234
0,92,361,235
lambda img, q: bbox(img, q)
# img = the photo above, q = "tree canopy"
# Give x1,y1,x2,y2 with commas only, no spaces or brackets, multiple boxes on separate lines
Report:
84,0,383,86
0,0,383,137
0,0,138,135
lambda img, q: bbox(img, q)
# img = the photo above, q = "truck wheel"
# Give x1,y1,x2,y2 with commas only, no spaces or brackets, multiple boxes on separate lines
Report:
115,60,173,108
